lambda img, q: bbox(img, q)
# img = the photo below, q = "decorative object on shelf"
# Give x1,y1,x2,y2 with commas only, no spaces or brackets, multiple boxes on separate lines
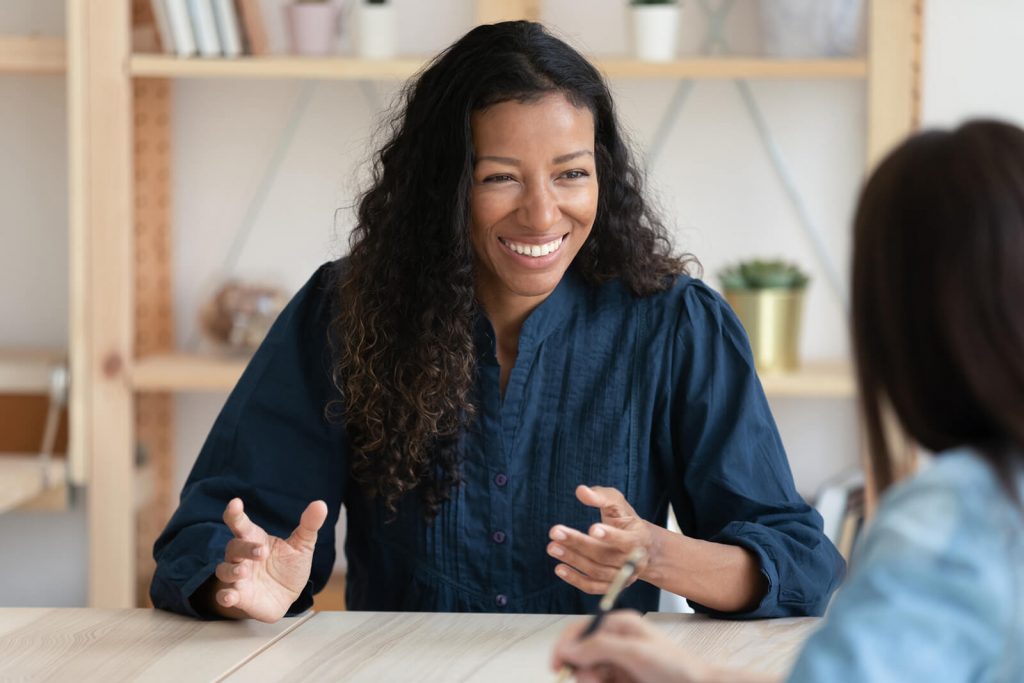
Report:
285,0,340,56
630,0,681,63
720,259,810,373
357,0,396,59
198,279,287,355
758,0,864,57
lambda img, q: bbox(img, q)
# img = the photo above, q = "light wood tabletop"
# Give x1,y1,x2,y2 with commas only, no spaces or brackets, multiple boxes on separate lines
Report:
0,608,311,682
0,609,819,682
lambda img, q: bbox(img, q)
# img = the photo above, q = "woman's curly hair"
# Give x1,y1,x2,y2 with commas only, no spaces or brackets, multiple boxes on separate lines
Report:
331,21,698,518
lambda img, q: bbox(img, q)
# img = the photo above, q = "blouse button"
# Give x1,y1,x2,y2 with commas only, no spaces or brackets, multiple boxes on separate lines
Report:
492,530,506,544
495,594,508,608
494,473,508,487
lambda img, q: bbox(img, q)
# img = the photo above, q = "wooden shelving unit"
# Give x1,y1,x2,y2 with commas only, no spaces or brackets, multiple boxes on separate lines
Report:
69,0,922,607
0,36,65,73
130,54,866,81
130,352,855,397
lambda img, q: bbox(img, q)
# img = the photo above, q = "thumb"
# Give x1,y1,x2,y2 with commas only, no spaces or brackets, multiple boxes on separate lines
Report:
576,485,631,519
286,500,328,553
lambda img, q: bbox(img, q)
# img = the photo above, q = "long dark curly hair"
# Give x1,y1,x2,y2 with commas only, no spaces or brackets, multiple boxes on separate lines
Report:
331,21,698,518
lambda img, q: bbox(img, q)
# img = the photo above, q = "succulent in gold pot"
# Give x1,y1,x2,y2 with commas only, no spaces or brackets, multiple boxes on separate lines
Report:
719,259,810,373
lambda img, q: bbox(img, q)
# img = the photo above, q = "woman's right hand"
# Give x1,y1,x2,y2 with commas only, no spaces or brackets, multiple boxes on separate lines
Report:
552,611,716,683
552,611,781,683
207,497,328,623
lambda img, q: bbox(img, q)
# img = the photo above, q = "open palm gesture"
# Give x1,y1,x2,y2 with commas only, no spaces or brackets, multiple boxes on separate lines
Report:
211,497,328,623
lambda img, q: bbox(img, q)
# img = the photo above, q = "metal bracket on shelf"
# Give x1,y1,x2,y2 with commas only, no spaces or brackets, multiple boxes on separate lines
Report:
643,0,848,312
38,362,69,489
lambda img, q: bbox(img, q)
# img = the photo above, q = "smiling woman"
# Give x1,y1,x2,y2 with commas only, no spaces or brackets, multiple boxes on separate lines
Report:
150,21,843,624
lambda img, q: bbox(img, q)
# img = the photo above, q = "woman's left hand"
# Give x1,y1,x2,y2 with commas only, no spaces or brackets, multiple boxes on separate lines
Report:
548,485,657,594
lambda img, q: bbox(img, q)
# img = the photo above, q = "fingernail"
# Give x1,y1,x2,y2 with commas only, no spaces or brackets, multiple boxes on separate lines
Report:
551,528,567,541
556,566,567,577
592,526,606,538
549,544,564,557
233,565,242,575
252,547,261,558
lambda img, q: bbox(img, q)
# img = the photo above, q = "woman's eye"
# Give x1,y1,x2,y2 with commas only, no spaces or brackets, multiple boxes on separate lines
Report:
483,174,515,183
562,169,590,180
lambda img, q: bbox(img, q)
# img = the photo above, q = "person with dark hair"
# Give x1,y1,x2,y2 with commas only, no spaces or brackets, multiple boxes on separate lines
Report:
151,21,842,623
552,119,1024,681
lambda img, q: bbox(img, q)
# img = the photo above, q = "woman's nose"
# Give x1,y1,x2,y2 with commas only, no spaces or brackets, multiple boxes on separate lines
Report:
517,182,561,232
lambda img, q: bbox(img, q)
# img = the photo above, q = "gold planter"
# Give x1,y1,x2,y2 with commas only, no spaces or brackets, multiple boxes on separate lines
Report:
724,288,806,373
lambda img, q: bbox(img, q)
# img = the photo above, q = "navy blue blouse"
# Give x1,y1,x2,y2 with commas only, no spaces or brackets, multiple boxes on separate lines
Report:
151,261,843,619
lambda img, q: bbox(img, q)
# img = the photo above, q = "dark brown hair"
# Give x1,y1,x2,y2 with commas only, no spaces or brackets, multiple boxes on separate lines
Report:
331,21,696,517
852,120,1024,500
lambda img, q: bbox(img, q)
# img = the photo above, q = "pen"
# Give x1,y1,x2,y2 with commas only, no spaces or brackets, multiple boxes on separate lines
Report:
554,547,646,682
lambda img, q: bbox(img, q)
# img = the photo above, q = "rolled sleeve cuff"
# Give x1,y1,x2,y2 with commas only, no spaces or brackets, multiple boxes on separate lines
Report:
687,521,783,620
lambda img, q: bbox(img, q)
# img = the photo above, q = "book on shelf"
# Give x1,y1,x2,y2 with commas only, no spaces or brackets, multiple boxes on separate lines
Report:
187,0,223,57
235,0,269,56
835,486,866,562
149,0,176,54
163,0,198,57
212,0,243,58
814,468,865,545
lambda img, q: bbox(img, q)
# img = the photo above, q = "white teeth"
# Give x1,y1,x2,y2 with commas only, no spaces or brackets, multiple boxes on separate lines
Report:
501,236,564,257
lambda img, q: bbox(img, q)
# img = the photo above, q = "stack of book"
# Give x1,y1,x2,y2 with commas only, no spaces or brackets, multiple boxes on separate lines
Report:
814,469,867,562
150,0,268,58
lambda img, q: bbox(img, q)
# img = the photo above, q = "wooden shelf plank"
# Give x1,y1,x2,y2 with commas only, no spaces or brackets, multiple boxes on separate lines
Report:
759,361,855,398
0,348,66,394
134,353,854,397
0,37,65,73
133,353,247,391
129,54,867,81
0,455,66,513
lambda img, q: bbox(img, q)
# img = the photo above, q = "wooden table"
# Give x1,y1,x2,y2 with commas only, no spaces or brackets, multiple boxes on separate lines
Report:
0,609,819,682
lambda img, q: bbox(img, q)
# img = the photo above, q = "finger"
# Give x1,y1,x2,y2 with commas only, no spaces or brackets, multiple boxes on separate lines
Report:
576,485,632,519
554,563,609,595
225,538,264,562
215,560,250,583
287,500,328,552
223,498,258,538
216,587,240,608
557,629,649,678
551,619,592,670
551,525,629,567
548,542,618,582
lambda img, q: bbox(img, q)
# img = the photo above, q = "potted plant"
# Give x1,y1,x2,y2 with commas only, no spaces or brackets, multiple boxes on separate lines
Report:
285,0,340,56
719,259,810,373
357,0,396,60
630,0,681,62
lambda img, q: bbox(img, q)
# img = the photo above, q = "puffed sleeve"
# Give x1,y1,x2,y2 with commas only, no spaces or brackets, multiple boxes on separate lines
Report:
150,262,349,618
664,280,845,618
786,460,1017,681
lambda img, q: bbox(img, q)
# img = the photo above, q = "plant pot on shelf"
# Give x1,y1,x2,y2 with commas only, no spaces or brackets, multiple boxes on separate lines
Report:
285,1,340,56
720,260,810,373
630,0,681,62
758,0,864,57
357,0,397,60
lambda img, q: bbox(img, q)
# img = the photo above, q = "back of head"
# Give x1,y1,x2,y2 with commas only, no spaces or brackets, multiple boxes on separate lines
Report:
852,119,1024,497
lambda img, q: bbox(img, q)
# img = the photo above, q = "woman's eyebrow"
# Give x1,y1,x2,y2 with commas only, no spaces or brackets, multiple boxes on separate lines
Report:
476,155,520,166
553,150,594,164
475,150,594,166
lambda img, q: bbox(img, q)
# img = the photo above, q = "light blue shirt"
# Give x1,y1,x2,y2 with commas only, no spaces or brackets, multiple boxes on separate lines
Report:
788,448,1024,682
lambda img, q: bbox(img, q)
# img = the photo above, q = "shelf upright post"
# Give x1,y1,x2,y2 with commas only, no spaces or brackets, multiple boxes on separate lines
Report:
68,0,137,608
867,0,921,167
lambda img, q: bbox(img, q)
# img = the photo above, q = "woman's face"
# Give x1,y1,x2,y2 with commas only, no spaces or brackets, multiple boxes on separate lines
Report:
469,93,598,308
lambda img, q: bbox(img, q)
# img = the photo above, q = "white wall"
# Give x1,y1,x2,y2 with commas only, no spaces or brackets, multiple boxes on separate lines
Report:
5,0,1024,606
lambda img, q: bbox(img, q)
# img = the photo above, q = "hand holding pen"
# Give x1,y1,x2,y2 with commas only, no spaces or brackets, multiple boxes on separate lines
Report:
553,548,647,682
